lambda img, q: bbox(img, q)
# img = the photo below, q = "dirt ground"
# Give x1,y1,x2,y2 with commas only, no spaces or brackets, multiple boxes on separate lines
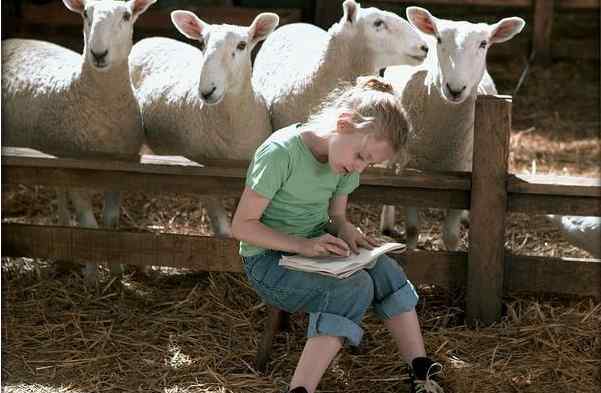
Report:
2,45,600,393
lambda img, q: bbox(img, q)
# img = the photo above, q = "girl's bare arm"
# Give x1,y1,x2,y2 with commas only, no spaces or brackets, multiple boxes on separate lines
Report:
232,187,350,256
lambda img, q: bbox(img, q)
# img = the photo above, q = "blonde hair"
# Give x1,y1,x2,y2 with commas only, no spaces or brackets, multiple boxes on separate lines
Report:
301,75,411,166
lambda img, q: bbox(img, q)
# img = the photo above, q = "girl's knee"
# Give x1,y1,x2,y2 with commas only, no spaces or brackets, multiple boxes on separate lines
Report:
372,255,405,278
330,271,374,320
346,270,374,300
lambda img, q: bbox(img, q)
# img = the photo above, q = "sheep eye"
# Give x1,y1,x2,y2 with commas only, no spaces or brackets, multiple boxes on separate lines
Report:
479,40,487,49
198,40,205,51
123,12,131,22
83,10,88,19
374,19,384,28
437,36,442,44
236,41,247,51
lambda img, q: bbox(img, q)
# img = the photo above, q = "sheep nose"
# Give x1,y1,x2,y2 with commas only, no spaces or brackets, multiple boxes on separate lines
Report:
90,49,108,63
420,45,429,54
201,86,217,100
446,83,466,98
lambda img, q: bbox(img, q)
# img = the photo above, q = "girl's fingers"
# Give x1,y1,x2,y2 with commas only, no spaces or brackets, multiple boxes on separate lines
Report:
348,240,360,255
325,234,350,253
326,243,350,256
356,237,372,251
365,236,380,247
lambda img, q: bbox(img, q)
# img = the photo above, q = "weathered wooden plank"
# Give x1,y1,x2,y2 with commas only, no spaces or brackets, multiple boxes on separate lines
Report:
508,173,601,197
467,95,512,325
533,0,554,64
508,194,601,216
1,223,466,287
505,254,601,298
2,148,472,208
351,185,470,209
4,223,600,297
2,223,243,272
2,146,473,189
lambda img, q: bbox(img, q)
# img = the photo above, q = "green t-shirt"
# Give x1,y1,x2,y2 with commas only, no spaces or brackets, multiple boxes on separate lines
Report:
239,124,360,257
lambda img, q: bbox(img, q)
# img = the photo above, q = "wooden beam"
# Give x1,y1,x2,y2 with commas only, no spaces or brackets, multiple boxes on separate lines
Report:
532,0,555,64
505,254,601,298
4,146,599,213
467,95,512,325
508,194,601,216
508,173,601,197
4,223,599,298
508,173,601,215
1,148,472,209
1,223,466,288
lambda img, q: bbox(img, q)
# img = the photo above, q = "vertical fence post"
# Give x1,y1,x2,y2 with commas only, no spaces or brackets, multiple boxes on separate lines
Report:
466,95,512,326
533,0,554,64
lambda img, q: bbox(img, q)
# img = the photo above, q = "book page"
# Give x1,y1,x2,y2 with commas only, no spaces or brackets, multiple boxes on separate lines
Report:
280,242,406,273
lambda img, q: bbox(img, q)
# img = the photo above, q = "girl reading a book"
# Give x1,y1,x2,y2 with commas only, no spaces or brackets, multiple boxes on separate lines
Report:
231,76,444,393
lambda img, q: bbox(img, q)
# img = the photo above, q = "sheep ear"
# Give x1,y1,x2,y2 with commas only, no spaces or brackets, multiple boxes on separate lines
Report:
127,0,156,22
489,17,525,44
342,0,359,24
62,0,86,14
248,13,279,46
406,6,438,37
171,10,208,41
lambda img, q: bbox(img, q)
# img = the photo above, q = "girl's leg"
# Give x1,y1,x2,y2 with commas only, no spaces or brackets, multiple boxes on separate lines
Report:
290,335,343,393
244,251,374,392
365,255,424,362
383,310,426,362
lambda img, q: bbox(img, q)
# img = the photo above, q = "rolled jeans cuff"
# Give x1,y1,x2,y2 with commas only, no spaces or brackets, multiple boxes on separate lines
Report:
307,311,364,347
373,279,419,319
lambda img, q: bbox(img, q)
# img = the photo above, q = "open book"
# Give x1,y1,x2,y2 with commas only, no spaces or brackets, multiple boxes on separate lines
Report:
279,242,406,279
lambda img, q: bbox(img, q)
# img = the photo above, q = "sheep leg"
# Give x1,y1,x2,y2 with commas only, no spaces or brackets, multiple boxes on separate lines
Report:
103,191,124,276
204,196,232,238
405,207,421,250
69,189,98,282
460,210,470,226
379,205,396,236
442,209,465,251
57,189,70,226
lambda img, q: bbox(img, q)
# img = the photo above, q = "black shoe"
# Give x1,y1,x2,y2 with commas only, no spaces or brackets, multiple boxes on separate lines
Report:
409,357,444,393
288,387,309,393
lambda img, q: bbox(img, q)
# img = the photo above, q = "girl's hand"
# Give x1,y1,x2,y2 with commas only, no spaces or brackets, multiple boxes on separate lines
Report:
299,234,351,257
337,222,380,254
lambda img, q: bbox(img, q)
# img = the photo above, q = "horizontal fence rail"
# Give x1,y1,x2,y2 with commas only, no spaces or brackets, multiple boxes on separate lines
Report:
3,147,600,216
3,223,599,299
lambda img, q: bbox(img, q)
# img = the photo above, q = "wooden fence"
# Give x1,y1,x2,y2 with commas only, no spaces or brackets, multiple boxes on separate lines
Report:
2,95,601,325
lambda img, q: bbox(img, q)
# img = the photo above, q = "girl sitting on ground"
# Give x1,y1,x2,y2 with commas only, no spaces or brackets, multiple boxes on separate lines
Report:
232,76,444,393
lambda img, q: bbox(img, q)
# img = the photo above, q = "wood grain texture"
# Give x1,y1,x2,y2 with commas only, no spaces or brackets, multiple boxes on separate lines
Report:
467,95,512,325
533,0,555,63
4,223,600,297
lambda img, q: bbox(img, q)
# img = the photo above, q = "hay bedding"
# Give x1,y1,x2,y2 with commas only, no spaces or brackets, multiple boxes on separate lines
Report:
2,263,600,393
2,60,600,392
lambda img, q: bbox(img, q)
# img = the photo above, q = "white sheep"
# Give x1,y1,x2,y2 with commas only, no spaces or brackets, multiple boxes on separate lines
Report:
380,7,525,250
546,215,601,258
252,0,428,130
129,10,279,237
2,0,156,279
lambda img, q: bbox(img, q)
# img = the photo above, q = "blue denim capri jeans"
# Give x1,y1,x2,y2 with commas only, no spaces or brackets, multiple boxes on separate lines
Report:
243,250,419,346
